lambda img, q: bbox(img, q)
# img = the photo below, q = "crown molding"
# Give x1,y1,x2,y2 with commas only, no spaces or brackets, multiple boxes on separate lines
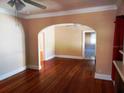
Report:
0,4,117,19
24,4,117,19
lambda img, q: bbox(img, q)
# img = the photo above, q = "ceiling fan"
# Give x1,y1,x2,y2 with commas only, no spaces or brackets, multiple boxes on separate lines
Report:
8,0,47,11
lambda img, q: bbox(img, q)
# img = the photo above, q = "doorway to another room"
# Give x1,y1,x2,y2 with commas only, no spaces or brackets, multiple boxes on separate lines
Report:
38,23,97,68
83,31,96,60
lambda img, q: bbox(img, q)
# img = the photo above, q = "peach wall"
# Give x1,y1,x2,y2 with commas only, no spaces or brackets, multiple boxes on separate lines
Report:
22,10,116,75
20,19,30,66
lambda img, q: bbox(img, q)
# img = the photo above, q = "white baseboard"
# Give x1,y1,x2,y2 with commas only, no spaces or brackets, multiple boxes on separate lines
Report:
27,65,41,70
0,66,26,81
45,55,55,61
55,55,83,59
95,73,112,81
44,55,83,60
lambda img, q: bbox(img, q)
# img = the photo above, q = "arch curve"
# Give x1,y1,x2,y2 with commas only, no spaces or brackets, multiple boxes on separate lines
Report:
38,23,96,68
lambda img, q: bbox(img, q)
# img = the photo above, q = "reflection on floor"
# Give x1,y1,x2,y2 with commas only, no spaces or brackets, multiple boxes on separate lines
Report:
0,58,114,93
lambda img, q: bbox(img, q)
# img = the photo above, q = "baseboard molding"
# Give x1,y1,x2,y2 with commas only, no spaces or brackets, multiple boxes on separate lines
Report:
55,55,83,59
0,66,26,81
45,55,55,61
95,73,112,81
27,65,41,70
44,55,83,60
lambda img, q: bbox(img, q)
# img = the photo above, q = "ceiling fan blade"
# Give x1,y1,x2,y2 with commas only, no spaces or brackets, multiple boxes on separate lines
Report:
23,0,47,9
8,0,15,7
15,0,26,11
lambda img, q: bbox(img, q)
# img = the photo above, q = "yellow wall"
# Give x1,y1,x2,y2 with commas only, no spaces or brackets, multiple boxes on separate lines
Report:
22,10,116,75
55,25,96,58
55,25,82,56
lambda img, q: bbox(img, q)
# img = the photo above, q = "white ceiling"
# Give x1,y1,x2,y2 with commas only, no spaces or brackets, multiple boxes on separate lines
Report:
0,0,117,15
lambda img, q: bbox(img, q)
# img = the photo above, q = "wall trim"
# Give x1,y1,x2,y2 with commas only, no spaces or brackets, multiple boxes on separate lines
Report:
95,73,112,81
0,5,117,19
27,65,41,70
45,55,55,61
55,55,83,59
44,55,83,60
24,4,117,19
0,66,26,81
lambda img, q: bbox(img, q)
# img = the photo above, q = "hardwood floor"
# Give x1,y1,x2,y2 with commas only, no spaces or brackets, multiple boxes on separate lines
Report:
0,58,114,93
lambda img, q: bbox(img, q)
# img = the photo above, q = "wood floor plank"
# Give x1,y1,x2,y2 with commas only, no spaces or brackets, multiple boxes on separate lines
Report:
0,58,114,93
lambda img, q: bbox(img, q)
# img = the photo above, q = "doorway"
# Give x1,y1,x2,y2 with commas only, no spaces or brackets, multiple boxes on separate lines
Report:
38,24,96,68
83,31,96,60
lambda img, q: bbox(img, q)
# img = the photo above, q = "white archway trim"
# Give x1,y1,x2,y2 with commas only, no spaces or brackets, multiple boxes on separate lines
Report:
38,25,55,68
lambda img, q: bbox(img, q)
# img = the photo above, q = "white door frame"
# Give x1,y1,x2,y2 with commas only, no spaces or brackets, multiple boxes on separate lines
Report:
38,31,45,69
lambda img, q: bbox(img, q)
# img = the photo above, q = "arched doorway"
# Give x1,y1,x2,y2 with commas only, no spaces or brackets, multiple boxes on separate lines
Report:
38,23,96,68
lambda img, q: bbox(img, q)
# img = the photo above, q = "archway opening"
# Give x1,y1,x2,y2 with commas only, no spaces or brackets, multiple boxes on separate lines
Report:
38,23,96,68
